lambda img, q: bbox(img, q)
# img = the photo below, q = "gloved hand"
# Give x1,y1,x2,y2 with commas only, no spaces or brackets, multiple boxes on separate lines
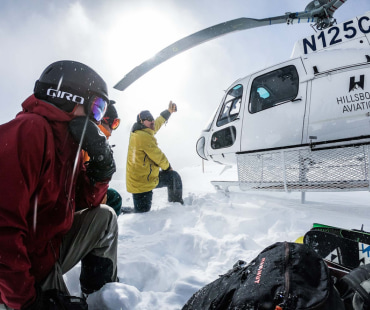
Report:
69,116,116,183
24,287,88,310
168,101,177,113
164,164,173,171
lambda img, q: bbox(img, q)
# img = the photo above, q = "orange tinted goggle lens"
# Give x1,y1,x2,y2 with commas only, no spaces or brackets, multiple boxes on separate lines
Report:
103,117,120,130
110,118,120,130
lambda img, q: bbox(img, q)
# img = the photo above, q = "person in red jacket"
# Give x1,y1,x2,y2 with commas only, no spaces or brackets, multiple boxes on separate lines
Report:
0,60,118,310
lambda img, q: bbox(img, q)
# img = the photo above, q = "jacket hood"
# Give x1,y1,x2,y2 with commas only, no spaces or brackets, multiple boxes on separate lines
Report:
20,95,75,123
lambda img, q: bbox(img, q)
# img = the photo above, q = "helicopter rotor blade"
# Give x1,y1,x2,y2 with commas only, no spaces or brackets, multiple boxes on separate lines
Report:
114,16,289,91
114,0,347,91
327,0,348,16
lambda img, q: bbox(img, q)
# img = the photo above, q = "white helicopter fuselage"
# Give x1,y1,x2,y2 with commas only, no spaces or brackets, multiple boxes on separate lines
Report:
197,12,370,167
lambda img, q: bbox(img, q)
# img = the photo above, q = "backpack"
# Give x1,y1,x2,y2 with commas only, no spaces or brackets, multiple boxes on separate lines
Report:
182,241,344,310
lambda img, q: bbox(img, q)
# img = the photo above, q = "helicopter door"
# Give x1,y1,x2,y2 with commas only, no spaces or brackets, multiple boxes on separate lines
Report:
307,66,370,143
241,61,307,152
208,84,244,164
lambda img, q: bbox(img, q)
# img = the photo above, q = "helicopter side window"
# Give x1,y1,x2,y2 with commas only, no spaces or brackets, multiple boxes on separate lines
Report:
217,84,243,127
211,126,237,149
249,65,299,113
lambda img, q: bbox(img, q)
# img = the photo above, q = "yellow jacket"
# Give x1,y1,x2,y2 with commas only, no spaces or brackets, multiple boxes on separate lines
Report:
126,114,170,193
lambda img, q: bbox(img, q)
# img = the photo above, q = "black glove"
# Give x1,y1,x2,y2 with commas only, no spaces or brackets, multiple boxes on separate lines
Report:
164,164,172,172
69,116,116,183
24,288,88,310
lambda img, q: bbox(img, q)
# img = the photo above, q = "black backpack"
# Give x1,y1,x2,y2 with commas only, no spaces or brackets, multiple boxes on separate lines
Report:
182,242,344,310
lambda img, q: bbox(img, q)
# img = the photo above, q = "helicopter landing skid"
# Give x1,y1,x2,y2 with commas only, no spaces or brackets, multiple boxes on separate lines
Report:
211,180,311,203
211,181,240,196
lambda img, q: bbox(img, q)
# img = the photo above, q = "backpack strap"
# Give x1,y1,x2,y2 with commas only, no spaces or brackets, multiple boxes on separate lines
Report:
341,275,370,307
337,265,370,309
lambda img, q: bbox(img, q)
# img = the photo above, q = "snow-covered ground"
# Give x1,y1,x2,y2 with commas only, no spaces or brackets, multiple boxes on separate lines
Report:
64,163,370,309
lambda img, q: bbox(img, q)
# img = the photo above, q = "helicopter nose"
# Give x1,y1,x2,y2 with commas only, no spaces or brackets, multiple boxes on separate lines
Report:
196,136,207,160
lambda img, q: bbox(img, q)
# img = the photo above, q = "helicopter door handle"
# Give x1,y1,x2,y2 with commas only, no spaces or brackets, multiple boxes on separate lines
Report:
291,97,302,102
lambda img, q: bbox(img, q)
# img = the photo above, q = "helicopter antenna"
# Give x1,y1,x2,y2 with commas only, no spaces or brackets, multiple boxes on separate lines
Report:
114,0,348,91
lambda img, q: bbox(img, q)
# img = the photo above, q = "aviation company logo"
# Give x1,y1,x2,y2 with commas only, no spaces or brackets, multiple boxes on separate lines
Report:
336,75,370,113
349,75,365,92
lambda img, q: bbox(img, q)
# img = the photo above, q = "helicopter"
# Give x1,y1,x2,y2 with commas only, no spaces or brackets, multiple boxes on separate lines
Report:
114,1,370,199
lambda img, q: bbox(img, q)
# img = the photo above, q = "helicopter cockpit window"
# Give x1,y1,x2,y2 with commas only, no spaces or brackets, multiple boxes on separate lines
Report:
249,65,299,113
216,84,243,127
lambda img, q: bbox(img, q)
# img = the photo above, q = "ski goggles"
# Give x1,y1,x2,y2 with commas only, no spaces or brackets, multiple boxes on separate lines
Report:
90,96,108,122
139,115,154,122
102,116,121,130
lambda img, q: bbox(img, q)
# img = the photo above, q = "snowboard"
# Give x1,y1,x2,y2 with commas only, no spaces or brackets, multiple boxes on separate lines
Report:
310,223,370,244
304,230,370,270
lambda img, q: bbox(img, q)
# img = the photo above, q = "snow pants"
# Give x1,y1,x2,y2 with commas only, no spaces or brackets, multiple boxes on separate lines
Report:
42,205,118,295
133,170,183,213
0,205,118,309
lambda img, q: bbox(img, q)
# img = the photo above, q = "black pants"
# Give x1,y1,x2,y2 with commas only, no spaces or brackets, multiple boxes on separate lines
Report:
133,170,183,213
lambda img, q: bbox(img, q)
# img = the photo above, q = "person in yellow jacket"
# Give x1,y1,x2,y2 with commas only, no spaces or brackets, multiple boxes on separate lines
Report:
82,101,123,216
126,101,183,213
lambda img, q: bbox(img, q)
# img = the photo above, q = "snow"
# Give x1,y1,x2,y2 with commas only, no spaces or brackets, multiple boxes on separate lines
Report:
64,163,370,310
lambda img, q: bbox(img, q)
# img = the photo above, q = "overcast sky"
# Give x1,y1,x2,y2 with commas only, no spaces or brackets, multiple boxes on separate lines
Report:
1,0,369,178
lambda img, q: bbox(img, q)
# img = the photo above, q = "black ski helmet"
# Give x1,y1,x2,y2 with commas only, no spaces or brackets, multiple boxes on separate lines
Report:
33,60,109,114
106,100,118,120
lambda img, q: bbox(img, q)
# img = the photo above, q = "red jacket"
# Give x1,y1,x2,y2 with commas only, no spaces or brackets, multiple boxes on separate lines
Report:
0,95,109,309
